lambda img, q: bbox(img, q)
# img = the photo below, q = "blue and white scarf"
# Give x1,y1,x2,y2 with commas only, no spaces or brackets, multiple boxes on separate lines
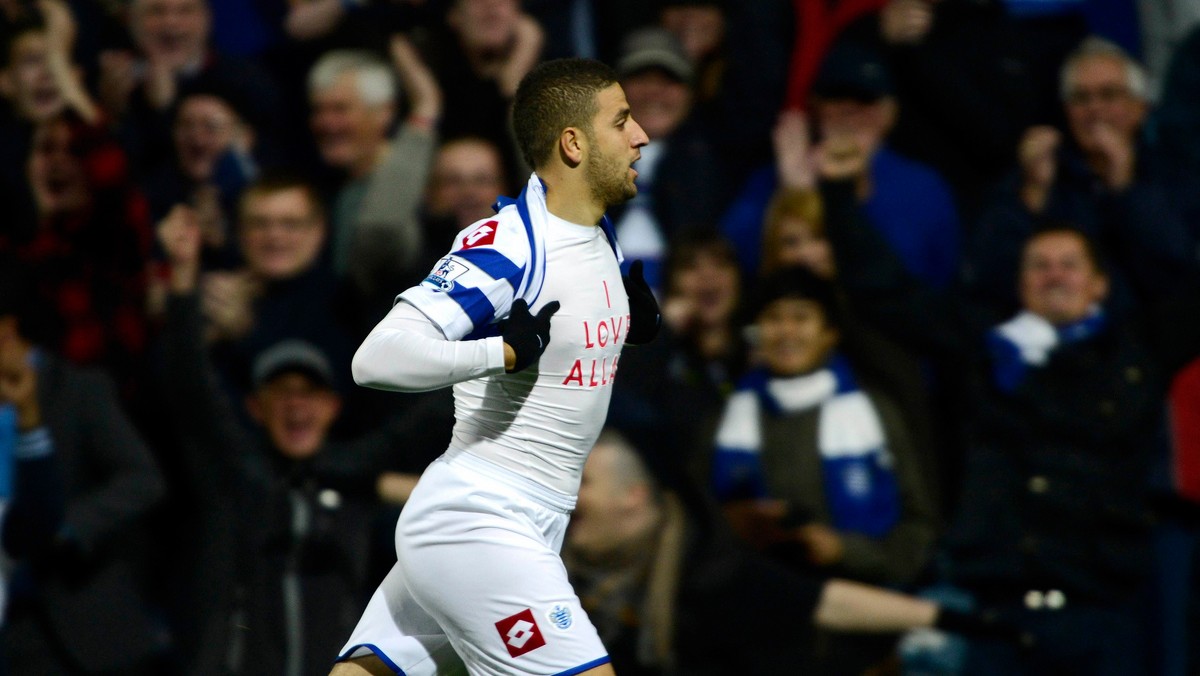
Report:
711,355,901,538
985,307,1107,393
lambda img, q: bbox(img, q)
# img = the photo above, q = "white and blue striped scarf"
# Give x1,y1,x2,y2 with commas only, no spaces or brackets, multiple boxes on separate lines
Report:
711,355,901,538
985,307,1107,392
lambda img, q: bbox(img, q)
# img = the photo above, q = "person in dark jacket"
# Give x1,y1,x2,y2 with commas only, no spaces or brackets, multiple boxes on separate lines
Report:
817,134,1200,675
965,35,1196,321
99,0,284,177
155,207,452,676
0,257,168,675
0,257,65,628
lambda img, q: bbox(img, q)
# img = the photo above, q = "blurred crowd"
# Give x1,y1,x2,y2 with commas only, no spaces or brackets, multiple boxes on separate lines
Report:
2,0,1200,674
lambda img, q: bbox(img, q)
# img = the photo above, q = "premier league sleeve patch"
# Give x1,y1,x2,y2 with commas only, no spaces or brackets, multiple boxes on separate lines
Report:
421,257,473,292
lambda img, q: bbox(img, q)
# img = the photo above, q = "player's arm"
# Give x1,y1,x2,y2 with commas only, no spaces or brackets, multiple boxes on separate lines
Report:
352,297,557,392
352,300,505,392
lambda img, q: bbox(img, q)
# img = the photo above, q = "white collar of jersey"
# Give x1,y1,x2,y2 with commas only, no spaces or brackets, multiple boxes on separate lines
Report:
493,173,625,306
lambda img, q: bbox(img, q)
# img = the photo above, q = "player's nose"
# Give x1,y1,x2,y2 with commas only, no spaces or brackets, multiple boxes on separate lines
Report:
629,117,650,147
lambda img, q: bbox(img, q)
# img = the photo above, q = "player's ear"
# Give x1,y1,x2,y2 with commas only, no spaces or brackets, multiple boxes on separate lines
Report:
558,126,585,167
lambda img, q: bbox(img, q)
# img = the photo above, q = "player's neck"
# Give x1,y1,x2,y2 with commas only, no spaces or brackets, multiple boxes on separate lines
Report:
539,169,604,227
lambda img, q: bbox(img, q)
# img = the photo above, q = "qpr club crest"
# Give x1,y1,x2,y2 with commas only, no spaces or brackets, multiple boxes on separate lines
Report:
546,604,573,630
421,257,472,292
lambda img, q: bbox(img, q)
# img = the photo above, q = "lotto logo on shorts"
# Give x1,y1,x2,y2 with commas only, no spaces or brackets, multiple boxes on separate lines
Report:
495,608,547,658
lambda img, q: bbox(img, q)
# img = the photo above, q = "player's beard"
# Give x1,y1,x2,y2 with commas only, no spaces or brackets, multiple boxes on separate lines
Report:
585,145,636,208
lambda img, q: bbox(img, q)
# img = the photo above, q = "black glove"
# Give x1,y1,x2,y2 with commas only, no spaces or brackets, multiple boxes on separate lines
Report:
934,607,1034,647
622,260,661,345
501,299,560,373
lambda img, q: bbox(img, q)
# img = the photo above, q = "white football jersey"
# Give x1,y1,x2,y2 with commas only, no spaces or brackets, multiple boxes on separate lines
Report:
400,178,629,499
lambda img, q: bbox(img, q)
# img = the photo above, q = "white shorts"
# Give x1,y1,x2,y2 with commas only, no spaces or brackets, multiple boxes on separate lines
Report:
336,451,610,676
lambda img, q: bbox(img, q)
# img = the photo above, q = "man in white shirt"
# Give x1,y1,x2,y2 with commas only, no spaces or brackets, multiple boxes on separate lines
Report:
331,57,660,676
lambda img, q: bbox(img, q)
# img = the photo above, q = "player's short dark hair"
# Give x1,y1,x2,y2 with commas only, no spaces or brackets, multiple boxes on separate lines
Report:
512,58,618,170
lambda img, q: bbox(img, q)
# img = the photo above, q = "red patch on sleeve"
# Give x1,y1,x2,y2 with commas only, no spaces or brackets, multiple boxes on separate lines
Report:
461,221,499,250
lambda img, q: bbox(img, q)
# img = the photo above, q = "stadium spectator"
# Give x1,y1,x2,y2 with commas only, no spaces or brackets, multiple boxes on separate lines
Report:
965,36,1196,320
0,255,66,629
99,0,283,174
420,135,508,260
610,233,747,496
710,265,937,590
722,40,961,289
0,256,169,675
759,187,835,280
0,0,102,245
409,0,543,184
566,427,1015,675
162,173,365,427
155,213,450,675
1,112,153,386
142,81,260,314
609,26,726,291
819,133,1200,674
0,3,1197,671
758,186,941,511
306,36,439,300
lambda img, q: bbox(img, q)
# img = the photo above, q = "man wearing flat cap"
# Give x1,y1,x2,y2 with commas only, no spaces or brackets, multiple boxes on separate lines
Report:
156,215,453,675
607,26,728,294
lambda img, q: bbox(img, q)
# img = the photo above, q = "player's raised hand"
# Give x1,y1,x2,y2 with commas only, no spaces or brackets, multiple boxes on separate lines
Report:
623,260,661,345
502,299,559,372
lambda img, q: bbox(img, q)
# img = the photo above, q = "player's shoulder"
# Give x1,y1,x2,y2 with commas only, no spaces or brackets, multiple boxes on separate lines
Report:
448,208,530,263
415,209,529,294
